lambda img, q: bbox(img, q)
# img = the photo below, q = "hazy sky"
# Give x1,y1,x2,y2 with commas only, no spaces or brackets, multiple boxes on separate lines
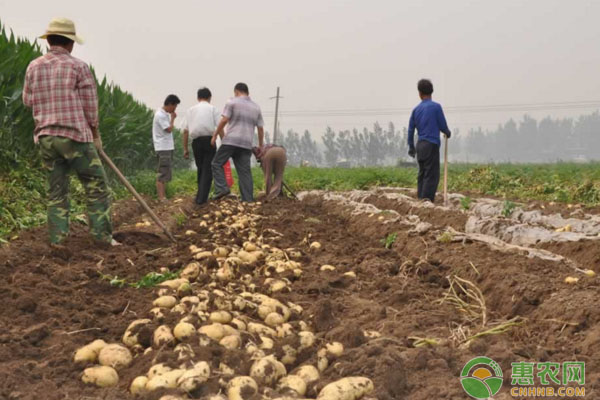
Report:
2,0,600,138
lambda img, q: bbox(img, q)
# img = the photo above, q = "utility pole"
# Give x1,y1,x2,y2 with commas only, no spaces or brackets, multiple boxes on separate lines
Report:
270,87,282,144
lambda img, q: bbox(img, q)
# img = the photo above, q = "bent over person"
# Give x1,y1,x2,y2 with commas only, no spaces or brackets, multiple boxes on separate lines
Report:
407,79,451,202
253,145,287,201
23,18,116,245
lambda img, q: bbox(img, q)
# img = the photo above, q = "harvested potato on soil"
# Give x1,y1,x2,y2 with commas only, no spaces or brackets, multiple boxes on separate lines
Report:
317,377,374,400
146,369,185,391
326,342,344,357
148,363,172,379
122,319,151,348
310,241,322,250
265,312,285,327
130,376,148,394
180,262,202,280
153,325,175,347
173,321,196,340
210,310,233,324
227,376,258,400
298,331,315,349
278,375,307,396
250,355,287,386
220,334,242,350
153,295,177,309
98,344,132,370
81,365,119,387
74,339,107,363
198,323,226,341
293,365,320,384
177,361,210,391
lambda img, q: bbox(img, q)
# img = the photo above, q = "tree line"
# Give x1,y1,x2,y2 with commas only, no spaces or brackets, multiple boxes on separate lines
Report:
266,111,600,166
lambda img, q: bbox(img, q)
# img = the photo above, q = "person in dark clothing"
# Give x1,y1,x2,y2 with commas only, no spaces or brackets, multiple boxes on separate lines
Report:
407,79,451,202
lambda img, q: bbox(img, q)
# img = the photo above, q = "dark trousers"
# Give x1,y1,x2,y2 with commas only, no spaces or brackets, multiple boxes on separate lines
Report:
191,136,216,204
212,144,254,202
416,140,440,202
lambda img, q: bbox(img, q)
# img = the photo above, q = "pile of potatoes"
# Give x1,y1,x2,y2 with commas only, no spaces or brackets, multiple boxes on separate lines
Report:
74,202,374,399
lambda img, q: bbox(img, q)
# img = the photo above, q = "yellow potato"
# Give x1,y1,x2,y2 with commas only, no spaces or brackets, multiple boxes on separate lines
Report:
145,369,185,391
74,339,107,363
210,310,233,324
122,319,151,348
227,376,258,400
130,376,148,394
153,295,177,309
293,365,320,384
177,361,210,391
180,262,202,280
298,331,315,349
250,355,287,386
198,323,226,341
213,247,230,258
148,363,171,379
278,375,307,396
248,322,277,337
153,325,175,347
265,312,285,327
310,241,322,250
219,334,241,350
159,278,189,290
98,344,132,370
326,342,344,357
316,377,374,400
82,365,119,387
173,321,196,340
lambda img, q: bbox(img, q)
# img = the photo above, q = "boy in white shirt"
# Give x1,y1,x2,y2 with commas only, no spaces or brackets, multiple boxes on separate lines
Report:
182,88,221,204
152,94,180,202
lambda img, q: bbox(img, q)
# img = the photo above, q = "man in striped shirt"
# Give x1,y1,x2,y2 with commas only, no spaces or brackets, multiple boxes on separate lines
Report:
211,83,264,202
23,18,116,246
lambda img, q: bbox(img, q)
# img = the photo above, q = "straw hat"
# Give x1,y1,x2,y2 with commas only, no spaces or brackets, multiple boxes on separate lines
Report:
39,17,84,44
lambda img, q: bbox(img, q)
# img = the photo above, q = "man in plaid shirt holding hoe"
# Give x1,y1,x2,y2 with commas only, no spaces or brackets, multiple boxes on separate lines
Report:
23,18,117,246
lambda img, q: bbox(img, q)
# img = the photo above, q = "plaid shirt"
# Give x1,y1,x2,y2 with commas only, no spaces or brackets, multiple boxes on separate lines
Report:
23,46,98,143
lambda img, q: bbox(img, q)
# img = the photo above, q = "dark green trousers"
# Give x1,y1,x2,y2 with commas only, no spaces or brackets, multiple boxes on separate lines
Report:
39,136,113,244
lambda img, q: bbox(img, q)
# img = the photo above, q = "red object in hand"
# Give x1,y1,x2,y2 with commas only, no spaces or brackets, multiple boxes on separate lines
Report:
224,160,234,187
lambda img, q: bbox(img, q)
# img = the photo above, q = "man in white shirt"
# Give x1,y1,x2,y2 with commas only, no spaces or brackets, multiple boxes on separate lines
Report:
153,94,180,202
182,88,221,204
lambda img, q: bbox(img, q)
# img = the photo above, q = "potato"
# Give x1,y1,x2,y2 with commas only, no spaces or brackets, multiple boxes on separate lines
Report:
266,279,287,293
153,325,175,347
130,376,148,394
153,295,177,309
326,342,344,357
276,323,294,338
265,312,285,327
145,369,185,391
243,242,258,252
148,363,171,379
74,339,107,363
227,376,258,400
298,331,315,349
185,230,196,236
317,348,328,372
173,321,196,340
564,276,579,284
159,278,189,290
278,375,307,396
174,343,195,361
280,344,297,365
177,361,210,391
180,262,202,280
213,247,230,258
248,322,277,337
259,336,274,350
220,334,241,350
316,377,374,400
82,365,119,387
217,266,234,282
293,365,320,384
149,307,165,321
310,241,321,250
344,271,357,279
98,344,132,370
231,318,247,331
194,251,213,260
123,319,151,348
237,250,258,264
177,282,192,296
210,310,233,324
198,323,226,341
320,265,336,272
250,355,287,386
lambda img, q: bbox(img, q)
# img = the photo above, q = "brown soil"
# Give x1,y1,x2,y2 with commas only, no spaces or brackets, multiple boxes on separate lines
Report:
1,192,599,400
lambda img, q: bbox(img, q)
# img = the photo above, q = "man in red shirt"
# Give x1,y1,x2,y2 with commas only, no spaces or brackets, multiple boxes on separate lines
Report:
23,18,116,245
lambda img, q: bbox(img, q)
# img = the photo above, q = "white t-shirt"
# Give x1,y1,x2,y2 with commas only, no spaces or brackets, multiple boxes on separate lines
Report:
153,108,174,151
183,101,221,140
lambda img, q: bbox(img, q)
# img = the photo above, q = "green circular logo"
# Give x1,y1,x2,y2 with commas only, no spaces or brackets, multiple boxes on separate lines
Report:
460,356,504,399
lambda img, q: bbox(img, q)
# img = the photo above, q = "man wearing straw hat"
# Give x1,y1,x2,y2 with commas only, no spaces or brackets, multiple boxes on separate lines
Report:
23,18,117,246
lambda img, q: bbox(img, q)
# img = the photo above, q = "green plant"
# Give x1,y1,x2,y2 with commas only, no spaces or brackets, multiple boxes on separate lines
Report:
460,196,472,210
438,231,454,243
174,213,187,226
380,232,398,249
98,270,180,289
502,200,516,218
